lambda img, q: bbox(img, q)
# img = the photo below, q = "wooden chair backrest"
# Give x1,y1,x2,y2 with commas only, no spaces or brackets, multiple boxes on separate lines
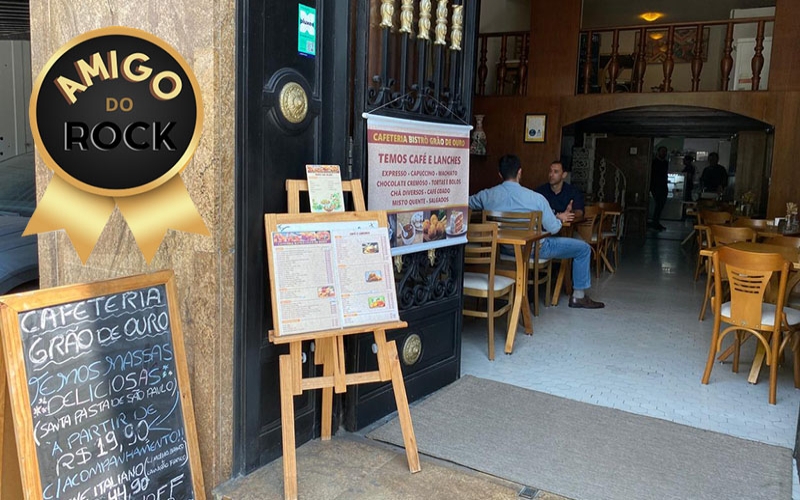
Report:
596,201,622,213
770,235,800,250
700,209,733,225
481,210,536,231
714,246,789,328
710,225,757,246
285,178,366,213
464,223,498,275
732,217,769,230
575,206,600,242
596,202,622,235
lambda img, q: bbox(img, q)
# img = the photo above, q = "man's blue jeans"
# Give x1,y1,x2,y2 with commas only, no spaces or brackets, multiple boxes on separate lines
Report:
539,236,592,290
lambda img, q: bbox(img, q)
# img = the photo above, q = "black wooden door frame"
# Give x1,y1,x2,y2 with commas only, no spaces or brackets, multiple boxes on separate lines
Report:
233,0,352,475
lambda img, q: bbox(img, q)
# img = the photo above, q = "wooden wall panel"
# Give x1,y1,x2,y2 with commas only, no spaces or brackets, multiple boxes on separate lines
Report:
769,0,800,92
734,131,768,213
528,0,582,97
766,91,800,217
472,96,563,194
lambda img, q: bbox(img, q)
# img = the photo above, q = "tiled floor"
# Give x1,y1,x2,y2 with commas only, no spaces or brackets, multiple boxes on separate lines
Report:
460,219,800,498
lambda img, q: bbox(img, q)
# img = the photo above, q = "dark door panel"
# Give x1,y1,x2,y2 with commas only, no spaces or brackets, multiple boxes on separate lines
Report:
234,0,350,474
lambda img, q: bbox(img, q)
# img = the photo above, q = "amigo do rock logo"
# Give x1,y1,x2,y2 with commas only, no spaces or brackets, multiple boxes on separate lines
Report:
26,26,209,263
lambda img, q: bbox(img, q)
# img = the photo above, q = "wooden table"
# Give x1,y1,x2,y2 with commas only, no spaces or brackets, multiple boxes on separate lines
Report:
495,228,548,354
700,241,800,385
757,226,800,239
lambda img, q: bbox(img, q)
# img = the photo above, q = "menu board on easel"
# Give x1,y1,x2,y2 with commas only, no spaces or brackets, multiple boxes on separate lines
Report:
0,270,205,500
265,211,400,338
306,164,344,213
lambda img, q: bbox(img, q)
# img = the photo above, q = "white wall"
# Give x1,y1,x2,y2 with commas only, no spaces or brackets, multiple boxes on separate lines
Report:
0,40,33,159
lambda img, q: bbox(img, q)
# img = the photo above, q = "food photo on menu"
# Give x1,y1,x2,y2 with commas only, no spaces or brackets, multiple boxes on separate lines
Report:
365,270,383,282
445,207,467,237
368,296,387,309
422,210,447,242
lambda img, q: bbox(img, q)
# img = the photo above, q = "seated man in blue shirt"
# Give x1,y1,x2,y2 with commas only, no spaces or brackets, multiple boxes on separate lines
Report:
468,155,604,309
535,160,585,219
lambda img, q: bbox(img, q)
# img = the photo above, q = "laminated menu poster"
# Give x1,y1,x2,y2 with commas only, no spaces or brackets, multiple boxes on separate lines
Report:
270,225,399,335
306,164,344,213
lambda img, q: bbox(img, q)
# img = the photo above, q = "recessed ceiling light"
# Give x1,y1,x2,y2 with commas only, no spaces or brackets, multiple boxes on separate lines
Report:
649,32,664,40
640,12,664,22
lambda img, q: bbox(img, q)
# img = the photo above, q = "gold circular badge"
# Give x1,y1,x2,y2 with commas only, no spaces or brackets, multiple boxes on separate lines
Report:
279,82,308,124
402,334,422,365
24,26,208,263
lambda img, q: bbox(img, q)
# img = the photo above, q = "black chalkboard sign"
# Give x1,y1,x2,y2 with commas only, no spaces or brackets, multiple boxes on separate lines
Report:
0,270,205,500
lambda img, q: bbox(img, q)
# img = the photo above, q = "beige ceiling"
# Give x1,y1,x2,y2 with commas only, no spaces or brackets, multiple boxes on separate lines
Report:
582,0,776,29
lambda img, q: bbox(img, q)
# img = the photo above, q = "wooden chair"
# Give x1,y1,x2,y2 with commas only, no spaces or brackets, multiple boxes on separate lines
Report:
463,223,516,360
771,236,800,308
574,205,607,277
482,210,552,316
701,246,800,404
699,225,757,321
694,209,734,282
597,202,623,270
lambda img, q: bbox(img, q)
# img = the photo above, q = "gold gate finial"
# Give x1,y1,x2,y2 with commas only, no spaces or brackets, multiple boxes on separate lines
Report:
380,0,395,29
418,0,432,40
435,0,448,45
400,0,414,34
450,5,463,51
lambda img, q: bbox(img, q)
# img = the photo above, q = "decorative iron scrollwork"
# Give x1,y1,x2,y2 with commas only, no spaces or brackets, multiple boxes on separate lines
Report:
395,245,461,310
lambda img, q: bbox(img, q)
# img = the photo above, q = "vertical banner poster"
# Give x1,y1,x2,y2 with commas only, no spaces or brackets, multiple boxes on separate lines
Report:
366,115,470,255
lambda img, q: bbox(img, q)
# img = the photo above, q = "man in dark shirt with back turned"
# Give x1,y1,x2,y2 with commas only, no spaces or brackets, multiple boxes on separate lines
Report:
535,161,585,219
700,152,728,195
649,146,669,231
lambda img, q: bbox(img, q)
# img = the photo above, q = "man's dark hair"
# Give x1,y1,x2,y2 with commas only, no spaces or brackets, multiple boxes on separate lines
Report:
499,154,521,180
709,152,719,160
550,160,570,173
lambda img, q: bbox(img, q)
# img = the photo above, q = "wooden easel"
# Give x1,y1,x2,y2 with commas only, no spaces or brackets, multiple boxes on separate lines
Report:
265,183,419,500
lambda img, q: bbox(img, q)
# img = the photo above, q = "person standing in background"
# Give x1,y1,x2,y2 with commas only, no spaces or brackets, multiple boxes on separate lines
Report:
681,154,696,202
649,146,669,231
700,152,728,195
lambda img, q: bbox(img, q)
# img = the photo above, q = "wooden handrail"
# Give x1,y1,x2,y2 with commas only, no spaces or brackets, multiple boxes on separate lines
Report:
582,16,774,31
476,32,530,96
576,16,774,94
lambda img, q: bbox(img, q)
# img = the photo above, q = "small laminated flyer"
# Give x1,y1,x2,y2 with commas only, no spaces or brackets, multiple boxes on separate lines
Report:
270,224,399,335
306,164,344,213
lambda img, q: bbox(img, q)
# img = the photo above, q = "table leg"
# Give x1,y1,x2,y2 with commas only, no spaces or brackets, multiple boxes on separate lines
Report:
551,258,570,306
681,229,696,246
504,244,526,354
519,241,534,335
748,340,767,385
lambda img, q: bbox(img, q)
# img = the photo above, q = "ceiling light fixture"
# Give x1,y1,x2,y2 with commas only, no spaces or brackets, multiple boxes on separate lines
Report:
649,32,664,40
640,12,664,22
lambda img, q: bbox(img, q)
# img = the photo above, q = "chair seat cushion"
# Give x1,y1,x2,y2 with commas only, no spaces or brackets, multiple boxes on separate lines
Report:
464,272,515,291
720,302,800,327
499,253,550,265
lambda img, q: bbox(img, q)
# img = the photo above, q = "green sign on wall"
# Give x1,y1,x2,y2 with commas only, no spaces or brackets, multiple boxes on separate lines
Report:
298,4,316,57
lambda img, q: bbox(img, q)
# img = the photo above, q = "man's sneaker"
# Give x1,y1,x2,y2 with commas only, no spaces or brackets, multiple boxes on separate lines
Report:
568,295,605,309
